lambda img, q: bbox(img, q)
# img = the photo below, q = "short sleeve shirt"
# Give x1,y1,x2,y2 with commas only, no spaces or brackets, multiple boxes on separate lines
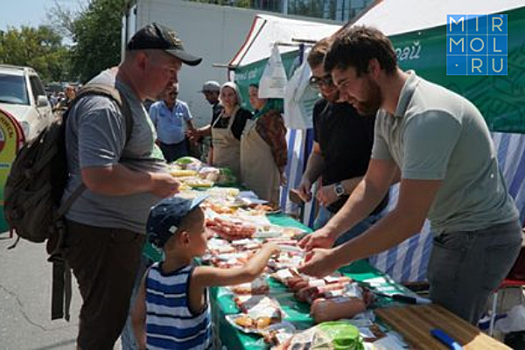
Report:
62,69,166,234
149,99,193,144
372,71,518,234
313,99,387,214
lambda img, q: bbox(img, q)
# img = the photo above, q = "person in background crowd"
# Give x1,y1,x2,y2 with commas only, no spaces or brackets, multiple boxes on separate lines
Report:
143,98,155,112
61,22,201,349
201,80,223,123
47,92,58,108
299,25,522,325
149,82,196,162
241,84,287,205
206,82,251,179
187,81,223,160
294,38,388,246
54,85,76,111
132,196,280,350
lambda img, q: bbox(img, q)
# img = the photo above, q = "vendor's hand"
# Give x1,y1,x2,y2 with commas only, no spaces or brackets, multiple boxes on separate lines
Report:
186,129,199,142
150,173,180,198
298,248,339,278
263,242,281,255
316,184,338,207
296,179,312,202
299,228,336,251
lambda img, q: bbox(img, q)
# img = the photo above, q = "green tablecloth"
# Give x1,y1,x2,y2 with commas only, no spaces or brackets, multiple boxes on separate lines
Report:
209,214,408,349
212,257,408,350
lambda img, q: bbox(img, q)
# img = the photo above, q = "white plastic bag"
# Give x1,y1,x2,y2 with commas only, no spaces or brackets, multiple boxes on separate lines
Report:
284,51,319,129
258,44,287,99
495,304,525,333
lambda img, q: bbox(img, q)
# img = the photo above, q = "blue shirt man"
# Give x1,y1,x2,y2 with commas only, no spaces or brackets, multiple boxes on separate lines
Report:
149,83,195,162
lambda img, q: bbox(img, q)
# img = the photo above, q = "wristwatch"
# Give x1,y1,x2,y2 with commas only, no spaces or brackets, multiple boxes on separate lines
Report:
334,182,346,197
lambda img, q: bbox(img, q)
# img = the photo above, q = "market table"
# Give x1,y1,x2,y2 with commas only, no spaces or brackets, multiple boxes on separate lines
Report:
143,211,508,349
208,213,409,349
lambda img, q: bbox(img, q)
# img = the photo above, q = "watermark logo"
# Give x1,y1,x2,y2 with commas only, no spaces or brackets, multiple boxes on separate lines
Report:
447,14,507,75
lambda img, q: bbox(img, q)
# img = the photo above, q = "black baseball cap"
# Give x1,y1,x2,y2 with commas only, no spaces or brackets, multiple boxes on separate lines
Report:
127,23,202,66
147,195,208,248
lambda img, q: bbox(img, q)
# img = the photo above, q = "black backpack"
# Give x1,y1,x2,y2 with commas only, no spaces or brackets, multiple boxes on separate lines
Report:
3,83,133,319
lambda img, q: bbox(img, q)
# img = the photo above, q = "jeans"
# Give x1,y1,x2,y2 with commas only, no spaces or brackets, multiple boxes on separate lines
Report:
427,219,522,324
313,206,384,247
159,140,188,163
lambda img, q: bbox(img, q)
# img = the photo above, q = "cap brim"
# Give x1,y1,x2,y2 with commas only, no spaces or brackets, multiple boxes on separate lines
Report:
166,49,202,66
190,194,209,210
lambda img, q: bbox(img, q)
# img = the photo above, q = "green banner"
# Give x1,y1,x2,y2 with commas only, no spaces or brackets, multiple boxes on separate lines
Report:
234,6,525,134
390,6,525,134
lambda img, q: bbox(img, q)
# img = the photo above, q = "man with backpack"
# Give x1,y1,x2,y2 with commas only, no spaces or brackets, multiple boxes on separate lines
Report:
61,23,201,349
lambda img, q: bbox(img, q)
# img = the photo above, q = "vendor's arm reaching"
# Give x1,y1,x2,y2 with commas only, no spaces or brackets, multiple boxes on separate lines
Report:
315,176,363,208
296,141,363,206
298,158,441,277
296,141,324,202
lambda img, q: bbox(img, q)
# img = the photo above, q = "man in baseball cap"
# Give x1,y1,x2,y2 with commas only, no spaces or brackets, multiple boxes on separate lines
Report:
200,81,220,93
187,80,224,148
61,22,203,349
127,22,202,66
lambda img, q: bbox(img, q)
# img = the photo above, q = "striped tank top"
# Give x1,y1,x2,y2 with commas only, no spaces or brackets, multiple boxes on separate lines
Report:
145,263,212,350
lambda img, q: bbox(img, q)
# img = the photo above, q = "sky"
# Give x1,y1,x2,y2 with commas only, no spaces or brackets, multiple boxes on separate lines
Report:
0,0,82,31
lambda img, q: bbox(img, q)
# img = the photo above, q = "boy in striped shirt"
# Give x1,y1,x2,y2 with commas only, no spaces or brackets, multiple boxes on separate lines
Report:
132,196,280,349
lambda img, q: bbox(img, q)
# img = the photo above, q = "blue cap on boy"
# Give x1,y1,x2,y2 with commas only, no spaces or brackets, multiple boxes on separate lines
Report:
147,195,208,248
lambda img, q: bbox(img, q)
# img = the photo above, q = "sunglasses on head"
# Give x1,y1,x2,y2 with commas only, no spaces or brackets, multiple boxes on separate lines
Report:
309,74,334,88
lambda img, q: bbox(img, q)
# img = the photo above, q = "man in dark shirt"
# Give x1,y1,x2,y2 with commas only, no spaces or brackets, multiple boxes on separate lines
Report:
295,38,387,245
201,80,223,122
186,81,224,159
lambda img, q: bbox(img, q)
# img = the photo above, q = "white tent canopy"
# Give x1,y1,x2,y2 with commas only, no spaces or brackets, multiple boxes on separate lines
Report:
229,14,341,69
353,0,525,36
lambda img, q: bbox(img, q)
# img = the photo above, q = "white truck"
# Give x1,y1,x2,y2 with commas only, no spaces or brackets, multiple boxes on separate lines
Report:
0,64,54,142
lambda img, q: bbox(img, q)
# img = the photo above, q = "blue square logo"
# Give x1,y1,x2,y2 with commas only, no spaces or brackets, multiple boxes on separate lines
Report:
447,35,466,54
468,56,487,75
447,55,467,75
467,15,488,34
489,35,507,55
488,15,507,34
488,56,507,75
447,14,507,75
447,15,467,34
467,36,488,55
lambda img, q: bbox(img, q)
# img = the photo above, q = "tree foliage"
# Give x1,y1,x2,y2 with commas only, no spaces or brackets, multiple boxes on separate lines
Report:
69,0,127,82
0,25,71,83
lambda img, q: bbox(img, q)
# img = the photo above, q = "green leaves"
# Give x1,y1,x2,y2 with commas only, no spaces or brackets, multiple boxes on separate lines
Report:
0,25,70,83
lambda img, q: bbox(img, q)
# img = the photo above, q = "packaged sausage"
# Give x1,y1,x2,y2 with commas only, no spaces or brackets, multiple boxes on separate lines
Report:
310,297,366,324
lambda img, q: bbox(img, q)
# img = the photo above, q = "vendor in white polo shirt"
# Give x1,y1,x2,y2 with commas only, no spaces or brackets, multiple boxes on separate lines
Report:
149,82,196,162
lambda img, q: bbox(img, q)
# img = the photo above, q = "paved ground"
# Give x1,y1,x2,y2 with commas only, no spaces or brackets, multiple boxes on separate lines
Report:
0,233,123,350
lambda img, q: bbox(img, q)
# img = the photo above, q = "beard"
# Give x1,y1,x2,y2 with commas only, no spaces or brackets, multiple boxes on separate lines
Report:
354,78,382,115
